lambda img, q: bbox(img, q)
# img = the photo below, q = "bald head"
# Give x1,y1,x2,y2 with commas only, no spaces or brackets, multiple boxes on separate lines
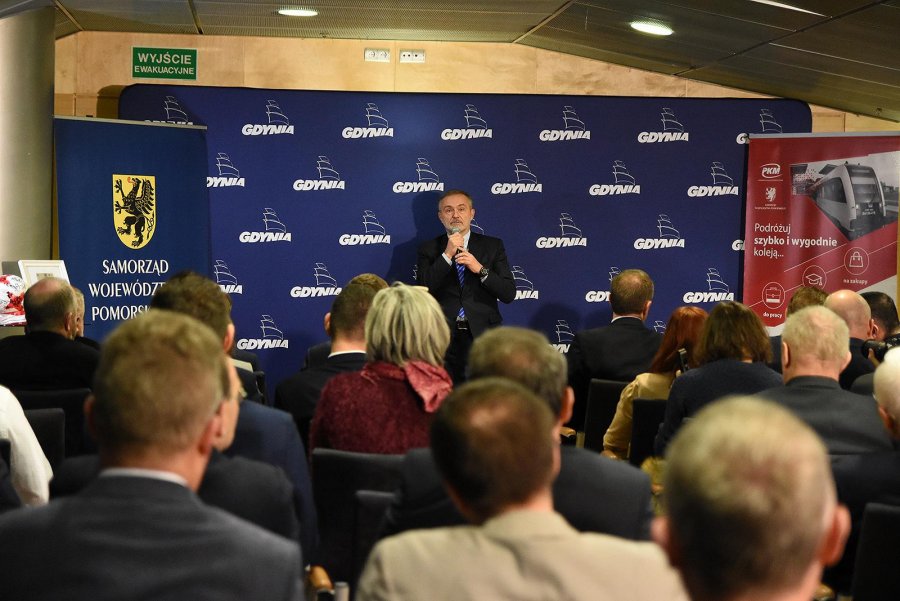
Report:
825,290,874,340
874,349,900,438
24,277,78,336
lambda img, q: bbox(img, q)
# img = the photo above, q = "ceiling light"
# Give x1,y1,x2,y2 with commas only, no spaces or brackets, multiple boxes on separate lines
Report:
630,20,673,36
278,8,318,17
747,0,824,16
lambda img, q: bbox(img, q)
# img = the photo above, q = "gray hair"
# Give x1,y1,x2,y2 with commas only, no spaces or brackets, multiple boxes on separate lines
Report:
365,283,450,367
782,306,849,366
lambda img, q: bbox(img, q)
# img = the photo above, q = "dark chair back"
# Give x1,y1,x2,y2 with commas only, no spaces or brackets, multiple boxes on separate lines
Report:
852,502,900,600
13,388,91,457
0,439,9,467
352,490,395,592
23,408,65,469
582,379,628,452
311,448,404,584
629,398,667,467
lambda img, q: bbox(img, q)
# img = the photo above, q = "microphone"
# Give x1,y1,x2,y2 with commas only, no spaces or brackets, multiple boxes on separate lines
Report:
450,227,463,256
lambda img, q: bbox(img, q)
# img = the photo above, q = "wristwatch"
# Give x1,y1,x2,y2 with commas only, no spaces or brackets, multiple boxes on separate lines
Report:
479,267,489,278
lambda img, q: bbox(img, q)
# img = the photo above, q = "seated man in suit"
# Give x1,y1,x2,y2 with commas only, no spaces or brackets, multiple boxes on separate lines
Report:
0,310,303,600
566,268,662,429
276,282,376,447
50,356,300,543
654,397,849,601
382,326,653,541
830,348,900,593
825,289,877,389
768,285,826,373
150,271,317,561
71,286,101,350
757,306,892,455
301,273,387,370
852,291,900,395
359,378,686,601
0,277,99,390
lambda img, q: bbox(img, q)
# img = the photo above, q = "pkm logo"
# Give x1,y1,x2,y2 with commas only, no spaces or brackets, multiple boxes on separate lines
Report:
113,175,156,249
760,164,782,179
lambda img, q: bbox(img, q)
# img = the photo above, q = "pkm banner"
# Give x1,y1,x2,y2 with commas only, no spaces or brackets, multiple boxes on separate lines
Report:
743,133,900,329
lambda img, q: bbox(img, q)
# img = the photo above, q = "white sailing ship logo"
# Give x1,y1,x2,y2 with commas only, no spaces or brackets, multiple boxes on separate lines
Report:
343,102,394,138
239,208,292,243
441,104,493,140
242,99,294,135
512,266,539,300
213,260,242,294
236,314,289,350
293,155,345,191
683,268,734,303
540,106,591,141
208,153,245,187
759,109,782,133
587,267,618,301
392,158,443,193
163,96,191,124
635,215,685,249
590,160,640,195
552,320,574,353
291,263,342,298
491,159,542,194
536,213,587,248
688,162,739,196
638,107,689,143
340,210,391,245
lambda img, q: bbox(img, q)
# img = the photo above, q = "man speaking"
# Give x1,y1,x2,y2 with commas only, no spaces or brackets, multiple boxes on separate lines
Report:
417,190,515,383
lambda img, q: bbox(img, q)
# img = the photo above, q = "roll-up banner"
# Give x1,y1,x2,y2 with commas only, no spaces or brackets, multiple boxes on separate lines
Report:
743,133,900,330
55,117,211,341
119,86,812,389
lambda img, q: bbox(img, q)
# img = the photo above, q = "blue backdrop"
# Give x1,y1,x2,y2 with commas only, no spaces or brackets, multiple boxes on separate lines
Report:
55,117,211,341
118,86,811,393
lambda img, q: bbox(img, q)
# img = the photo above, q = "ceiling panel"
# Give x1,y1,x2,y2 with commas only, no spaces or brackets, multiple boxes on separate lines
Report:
59,0,197,33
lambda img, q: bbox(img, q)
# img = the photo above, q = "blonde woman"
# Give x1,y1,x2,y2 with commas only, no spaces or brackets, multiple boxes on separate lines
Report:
310,283,452,454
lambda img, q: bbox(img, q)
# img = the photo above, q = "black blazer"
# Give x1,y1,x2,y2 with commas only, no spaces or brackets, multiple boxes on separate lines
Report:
0,331,99,391
381,446,653,541
50,451,300,543
416,232,515,337
2,475,302,601
567,318,662,428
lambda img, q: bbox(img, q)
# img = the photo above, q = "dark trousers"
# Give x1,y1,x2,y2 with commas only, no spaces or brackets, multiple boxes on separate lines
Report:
445,324,473,385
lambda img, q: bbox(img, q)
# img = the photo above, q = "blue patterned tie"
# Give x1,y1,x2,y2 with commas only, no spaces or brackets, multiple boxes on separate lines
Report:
456,259,466,320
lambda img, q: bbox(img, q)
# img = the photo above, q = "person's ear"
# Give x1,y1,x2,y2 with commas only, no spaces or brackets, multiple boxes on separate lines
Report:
642,300,652,320
559,387,575,426
819,504,851,567
324,312,332,337
223,323,235,353
781,341,791,371
840,350,852,372
652,517,681,568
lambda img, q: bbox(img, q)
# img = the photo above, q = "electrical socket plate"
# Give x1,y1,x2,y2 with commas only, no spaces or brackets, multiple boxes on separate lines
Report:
399,49,426,63
364,48,390,63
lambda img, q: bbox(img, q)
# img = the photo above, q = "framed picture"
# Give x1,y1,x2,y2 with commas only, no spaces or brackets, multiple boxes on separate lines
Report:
17,260,70,287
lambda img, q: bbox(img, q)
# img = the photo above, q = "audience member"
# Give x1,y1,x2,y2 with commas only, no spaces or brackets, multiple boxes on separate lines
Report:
852,291,900,395
276,283,377,447
149,271,317,560
862,291,900,342
50,359,301,543
358,378,687,601
310,283,452,454
302,273,388,369
383,326,654,540
0,310,303,600
0,277,99,390
0,385,52,505
830,348,900,593
768,285,827,372
757,306,891,454
603,306,707,460
825,289,876,389
567,268,662,430
71,286,101,350
655,397,849,601
654,301,781,455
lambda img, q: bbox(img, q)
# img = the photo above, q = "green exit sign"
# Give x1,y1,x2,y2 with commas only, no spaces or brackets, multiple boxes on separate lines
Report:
132,47,197,80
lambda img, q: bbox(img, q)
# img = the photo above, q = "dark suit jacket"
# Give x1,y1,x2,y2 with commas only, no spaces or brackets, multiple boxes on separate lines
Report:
840,337,875,390
381,446,653,541
768,334,783,373
0,475,302,601
227,401,318,561
827,450,900,593
416,232,515,337
50,451,300,542
851,372,874,396
567,318,663,428
275,351,366,447
758,376,893,455
0,331,99,391
303,341,331,370
0,457,20,512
